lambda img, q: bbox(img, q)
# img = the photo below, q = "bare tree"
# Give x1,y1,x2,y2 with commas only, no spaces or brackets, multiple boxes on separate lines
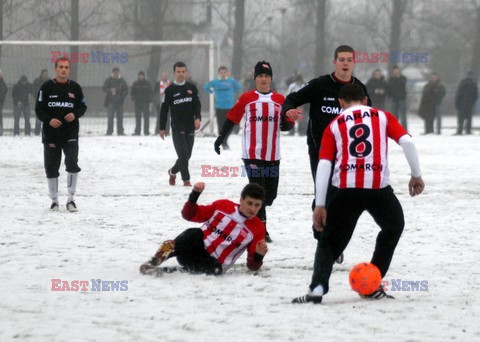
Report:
314,0,327,75
231,0,245,79
388,0,407,75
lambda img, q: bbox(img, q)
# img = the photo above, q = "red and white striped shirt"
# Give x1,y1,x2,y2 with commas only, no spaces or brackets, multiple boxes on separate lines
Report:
182,199,266,272
227,90,285,161
319,105,407,189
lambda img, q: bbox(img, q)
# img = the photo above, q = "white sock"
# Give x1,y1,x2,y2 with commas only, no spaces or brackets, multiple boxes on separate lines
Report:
47,178,58,203
67,172,78,202
311,285,324,297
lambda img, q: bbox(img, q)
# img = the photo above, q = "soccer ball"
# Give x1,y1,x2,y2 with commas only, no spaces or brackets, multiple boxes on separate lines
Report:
349,262,381,295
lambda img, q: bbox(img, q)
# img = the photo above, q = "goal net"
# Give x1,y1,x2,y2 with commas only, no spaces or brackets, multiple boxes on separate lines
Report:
0,40,215,136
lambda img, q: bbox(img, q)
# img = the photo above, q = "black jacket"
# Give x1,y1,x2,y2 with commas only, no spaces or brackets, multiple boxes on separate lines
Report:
418,81,445,120
35,79,87,143
282,73,370,154
387,75,407,101
0,78,7,103
366,76,387,107
102,77,128,106
12,81,34,105
131,79,153,104
455,77,478,112
159,82,201,132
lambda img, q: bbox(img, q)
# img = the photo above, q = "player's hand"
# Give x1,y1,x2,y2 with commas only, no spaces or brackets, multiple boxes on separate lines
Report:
64,112,75,122
313,206,327,232
286,108,302,121
159,130,166,140
49,118,62,128
17,101,23,107
409,176,425,197
214,136,224,155
193,182,205,193
256,239,268,256
194,119,201,130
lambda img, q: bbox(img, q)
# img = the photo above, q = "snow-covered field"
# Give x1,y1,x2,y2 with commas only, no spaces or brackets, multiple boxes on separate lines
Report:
1,116,479,341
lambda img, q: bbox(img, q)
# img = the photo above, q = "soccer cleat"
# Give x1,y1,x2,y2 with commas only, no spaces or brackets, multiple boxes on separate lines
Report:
153,240,176,264
183,181,192,187
362,285,395,300
168,169,176,186
292,294,323,304
66,201,78,212
265,231,273,243
336,253,344,264
50,202,59,211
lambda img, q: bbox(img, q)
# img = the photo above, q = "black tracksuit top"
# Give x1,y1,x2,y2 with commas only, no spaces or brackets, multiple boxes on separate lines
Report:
282,73,370,154
35,79,87,143
159,82,201,132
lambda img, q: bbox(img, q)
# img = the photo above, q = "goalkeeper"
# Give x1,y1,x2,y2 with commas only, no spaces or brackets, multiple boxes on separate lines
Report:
140,182,268,275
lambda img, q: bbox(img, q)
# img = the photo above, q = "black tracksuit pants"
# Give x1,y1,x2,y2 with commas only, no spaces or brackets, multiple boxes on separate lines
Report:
172,228,222,275
242,159,280,227
44,138,81,178
309,186,404,294
171,130,195,182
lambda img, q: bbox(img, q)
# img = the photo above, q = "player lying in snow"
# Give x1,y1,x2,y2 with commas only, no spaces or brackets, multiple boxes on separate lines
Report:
140,182,268,275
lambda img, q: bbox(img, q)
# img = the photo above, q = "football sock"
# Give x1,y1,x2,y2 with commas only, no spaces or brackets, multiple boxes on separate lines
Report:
67,172,78,202
48,177,59,203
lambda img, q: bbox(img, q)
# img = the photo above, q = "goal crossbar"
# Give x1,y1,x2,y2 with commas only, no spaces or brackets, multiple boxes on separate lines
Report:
0,40,216,135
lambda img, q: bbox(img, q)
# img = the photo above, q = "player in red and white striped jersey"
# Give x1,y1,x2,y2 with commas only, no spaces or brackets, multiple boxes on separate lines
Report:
292,84,425,304
214,61,294,242
140,182,268,275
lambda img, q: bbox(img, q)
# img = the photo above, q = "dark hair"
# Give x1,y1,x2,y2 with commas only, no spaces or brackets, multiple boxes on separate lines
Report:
241,183,265,202
392,65,400,71
334,45,355,59
338,84,366,102
41,69,48,74
218,66,228,72
55,57,70,68
112,67,120,72
173,61,187,71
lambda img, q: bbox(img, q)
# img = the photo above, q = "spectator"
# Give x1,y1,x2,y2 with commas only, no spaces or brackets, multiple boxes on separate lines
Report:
203,66,242,149
103,67,128,136
454,71,478,135
418,73,446,135
366,69,387,109
387,66,408,130
0,69,7,136
12,75,34,136
32,69,50,136
243,69,255,93
154,72,171,135
131,71,153,136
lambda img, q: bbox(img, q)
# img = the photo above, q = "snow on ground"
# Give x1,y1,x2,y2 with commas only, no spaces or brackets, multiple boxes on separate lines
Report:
1,116,479,341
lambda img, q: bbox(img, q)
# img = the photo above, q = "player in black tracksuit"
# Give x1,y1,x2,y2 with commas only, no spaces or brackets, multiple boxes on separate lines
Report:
282,45,370,257
159,62,201,186
35,57,87,211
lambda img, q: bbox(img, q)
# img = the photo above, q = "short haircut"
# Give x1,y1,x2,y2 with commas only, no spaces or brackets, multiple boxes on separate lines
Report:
112,67,120,72
392,65,400,71
218,66,228,72
241,183,265,202
41,69,48,74
334,45,355,59
338,84,366,103
173,61,187,71
55,57,70,68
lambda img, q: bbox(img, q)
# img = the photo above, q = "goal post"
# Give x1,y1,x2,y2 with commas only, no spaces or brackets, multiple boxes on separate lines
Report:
0,40,216,135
